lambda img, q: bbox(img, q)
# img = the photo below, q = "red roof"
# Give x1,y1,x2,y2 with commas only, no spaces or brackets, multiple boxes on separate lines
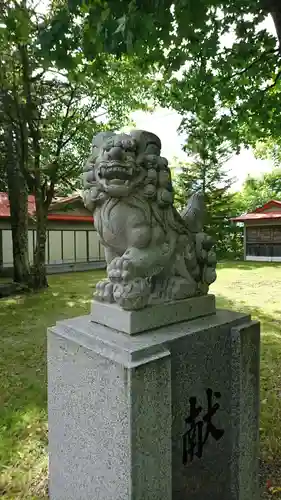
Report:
0,192,93,222
0,192,36,217
233,212,281,222
232,200,281,222
47,214,93,222
254,200,281,212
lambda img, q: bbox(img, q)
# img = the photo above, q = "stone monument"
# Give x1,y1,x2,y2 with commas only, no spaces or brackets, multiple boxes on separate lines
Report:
48,130,260,500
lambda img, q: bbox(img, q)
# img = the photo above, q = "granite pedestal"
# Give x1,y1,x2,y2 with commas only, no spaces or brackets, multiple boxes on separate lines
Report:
48,303,260,500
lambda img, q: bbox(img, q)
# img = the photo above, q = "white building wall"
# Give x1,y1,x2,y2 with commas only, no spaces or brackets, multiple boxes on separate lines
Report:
2,230,13,267
49,231,63,265
88,231,100,260
28,230,34,264
75,231,87,262
62,231,75,263
1,226,104,269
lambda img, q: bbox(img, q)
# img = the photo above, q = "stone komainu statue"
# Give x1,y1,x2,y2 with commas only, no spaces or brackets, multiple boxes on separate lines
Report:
83,129,216,310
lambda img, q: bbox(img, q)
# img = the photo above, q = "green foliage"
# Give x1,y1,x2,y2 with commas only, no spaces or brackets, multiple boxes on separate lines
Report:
235,168,281,213
2,0,281,268
31,57,151,197
41,0,281,157
0,0,152,196
172,154,243,259
0,0,153,286
255,138,281,168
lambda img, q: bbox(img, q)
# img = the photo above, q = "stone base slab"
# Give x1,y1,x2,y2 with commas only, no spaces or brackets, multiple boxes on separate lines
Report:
91,294,216,334
48,309,260,500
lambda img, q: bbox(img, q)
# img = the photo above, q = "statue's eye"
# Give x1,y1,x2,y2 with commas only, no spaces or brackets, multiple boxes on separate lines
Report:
123,140,136,152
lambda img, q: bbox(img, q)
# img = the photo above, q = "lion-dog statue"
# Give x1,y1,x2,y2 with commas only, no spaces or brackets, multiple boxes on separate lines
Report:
83,129,216,310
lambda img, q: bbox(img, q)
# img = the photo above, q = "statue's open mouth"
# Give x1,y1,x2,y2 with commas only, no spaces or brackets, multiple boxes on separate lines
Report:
98,161,135,185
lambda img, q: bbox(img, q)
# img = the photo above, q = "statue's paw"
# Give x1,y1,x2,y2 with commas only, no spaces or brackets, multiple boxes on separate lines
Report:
107,256,135,283
95,279,114,303
113,278,150,310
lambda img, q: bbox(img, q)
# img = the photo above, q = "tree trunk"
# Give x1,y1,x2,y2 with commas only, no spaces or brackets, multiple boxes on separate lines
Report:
264,0,281,45
5,126,31,285
32,187,48,289
271,2,281,45
17,36,49,289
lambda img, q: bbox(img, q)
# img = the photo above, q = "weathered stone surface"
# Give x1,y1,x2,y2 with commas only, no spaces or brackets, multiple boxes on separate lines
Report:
230,322,260,500
48,310,260,500
83,130,217,310
91,293,216,334
48,323,172,500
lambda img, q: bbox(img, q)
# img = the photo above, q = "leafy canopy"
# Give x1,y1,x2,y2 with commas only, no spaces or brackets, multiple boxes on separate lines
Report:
235,168,281,213
0,0,153,198
0,0,155,286
171,113,242,258
255,138,281,168
41,0,281,155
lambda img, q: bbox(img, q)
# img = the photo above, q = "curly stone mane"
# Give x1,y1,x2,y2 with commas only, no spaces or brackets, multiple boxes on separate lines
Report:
83,130,176,213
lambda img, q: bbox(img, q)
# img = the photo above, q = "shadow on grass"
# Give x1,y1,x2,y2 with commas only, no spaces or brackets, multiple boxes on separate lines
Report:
218,293,281,479
1,267,280,498
216,294,281,337
0,270,105,498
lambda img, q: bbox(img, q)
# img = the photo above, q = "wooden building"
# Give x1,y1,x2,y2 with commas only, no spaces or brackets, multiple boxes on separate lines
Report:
0,193,105,275
232,200,281,262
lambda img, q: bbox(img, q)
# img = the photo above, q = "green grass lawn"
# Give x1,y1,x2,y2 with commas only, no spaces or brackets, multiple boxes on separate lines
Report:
0,262,281,498
212,261,281,498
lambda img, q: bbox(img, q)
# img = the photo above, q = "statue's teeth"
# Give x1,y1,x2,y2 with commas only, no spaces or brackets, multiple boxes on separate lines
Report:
100,163,134,179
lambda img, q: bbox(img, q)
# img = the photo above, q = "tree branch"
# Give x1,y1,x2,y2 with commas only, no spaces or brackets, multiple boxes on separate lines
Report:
59,105,99,150
262,67,281,92
93,109,107,119
45,86,78,186
222,48,280,81
31,69,46,82
55,86,77,154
